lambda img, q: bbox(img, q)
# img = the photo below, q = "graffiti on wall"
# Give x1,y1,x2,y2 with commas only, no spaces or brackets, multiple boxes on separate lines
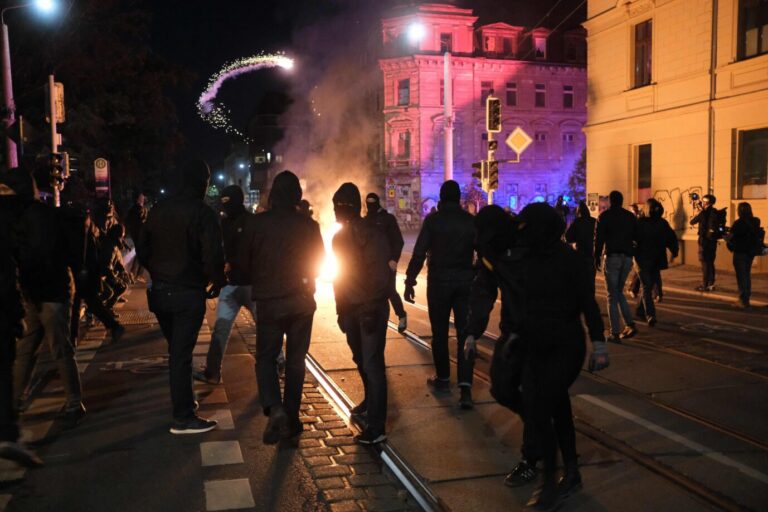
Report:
653,186,703,233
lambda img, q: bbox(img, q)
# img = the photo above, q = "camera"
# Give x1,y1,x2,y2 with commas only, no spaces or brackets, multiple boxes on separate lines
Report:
690,192,699,202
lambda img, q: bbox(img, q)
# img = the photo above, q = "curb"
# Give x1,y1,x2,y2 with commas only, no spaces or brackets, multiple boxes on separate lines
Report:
655,283,768,308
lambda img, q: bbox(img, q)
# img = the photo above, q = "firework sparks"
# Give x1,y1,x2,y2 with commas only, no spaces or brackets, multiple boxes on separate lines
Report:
197,54,294,141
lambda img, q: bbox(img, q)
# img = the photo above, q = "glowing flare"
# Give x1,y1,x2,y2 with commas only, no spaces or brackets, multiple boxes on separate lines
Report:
318,222,343,282
197,53,294,142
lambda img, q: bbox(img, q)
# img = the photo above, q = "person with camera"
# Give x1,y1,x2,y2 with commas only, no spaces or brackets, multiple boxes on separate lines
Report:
690,194,720,291
727,202,763,308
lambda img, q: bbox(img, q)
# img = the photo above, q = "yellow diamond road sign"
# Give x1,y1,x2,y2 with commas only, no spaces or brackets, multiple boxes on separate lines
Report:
506,127,533,155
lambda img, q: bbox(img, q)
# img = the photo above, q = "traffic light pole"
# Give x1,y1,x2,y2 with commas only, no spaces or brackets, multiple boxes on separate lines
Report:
487,131,495,205
1,21,17,169
443,52,453,182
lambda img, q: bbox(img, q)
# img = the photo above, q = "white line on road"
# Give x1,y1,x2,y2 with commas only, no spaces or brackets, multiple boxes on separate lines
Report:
701,337,762,354
577,394,768,484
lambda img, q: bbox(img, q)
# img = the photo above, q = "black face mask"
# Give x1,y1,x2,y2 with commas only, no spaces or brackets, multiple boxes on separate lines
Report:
334,203,358,223
221,199,243,218
366,201,380,215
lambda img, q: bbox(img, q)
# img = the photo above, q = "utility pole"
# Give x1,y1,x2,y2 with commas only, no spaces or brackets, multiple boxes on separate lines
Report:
1,20,16,169
485,93,501,205
443,52,453,182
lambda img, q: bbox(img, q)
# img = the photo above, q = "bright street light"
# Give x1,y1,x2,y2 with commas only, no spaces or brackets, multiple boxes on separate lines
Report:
217,173,225,181
407,22,426,44
238,163,245,169
34,0,58,15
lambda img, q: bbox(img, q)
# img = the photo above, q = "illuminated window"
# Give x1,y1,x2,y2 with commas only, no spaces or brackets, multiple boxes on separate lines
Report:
535,132,548,157
506,82,517,106
397,131,411,158
440,33,453,53
739,0,768,59
535,84,546,107
534,37,547,59
398,79,410,106
737,127,768,199
634,20,653,87
563,85,574,109
480,81,493,107
636,144,652,203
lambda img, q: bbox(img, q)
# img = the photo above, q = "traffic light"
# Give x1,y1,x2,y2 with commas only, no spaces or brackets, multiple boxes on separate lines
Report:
488,140,498,151
61,152,70,179
488,160,499,191
486,97,502,133
50,152,64,188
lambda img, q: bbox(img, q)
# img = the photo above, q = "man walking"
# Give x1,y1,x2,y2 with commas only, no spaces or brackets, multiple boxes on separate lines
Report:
364,192,407,333
690,194,720,291
138,160,225,435
243,171,324,444
194,185,256,385
594,190,638,342
404,181,477,408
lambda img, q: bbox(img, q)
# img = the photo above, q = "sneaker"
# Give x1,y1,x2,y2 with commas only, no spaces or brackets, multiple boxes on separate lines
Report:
606,334,622,344
459,387,474,410
170,415,218,435
557,463,583,500
619,324,637,340
504,460,538,487
354,428,387,445
646,316,657,327
706,284,716,292
350,401,368,419
111,324,125,344
61,403,87,429
0,441,44,468
526,478,560,511
263,406,288,445
192,369,222,385
426,376,451,393
397,315,407,333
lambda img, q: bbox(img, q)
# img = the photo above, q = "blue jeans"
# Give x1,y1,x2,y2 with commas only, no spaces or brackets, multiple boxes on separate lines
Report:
206,285,256,377
603,254,634,335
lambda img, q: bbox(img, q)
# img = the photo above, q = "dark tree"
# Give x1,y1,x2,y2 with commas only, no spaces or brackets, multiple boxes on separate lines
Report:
567,148,586,202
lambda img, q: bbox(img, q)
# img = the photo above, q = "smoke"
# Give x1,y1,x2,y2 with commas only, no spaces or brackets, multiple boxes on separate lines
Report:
276,0,387,230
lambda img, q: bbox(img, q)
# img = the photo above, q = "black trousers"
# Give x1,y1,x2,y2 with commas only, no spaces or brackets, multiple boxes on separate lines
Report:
149,284,206,421
638,265,661,319
699,240,717,287
71,287,119,343
521,341,585,475
342,300,389,433
0,327,19,443
427,280,474,386
388,271,406,318
255,310,314,422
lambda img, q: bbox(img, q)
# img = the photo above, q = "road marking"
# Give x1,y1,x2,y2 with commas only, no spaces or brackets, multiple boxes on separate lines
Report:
200,441,244,467
577,394,768,484
204,478,255,511
701,337,762,354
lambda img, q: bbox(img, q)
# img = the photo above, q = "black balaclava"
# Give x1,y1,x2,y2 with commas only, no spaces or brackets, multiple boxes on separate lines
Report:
268,170,302,210
333,183,361,223
365,192,381,216
221,185,245,218
475,205,515,261
182,159,210,199
516,202,565,252
439,180,461,204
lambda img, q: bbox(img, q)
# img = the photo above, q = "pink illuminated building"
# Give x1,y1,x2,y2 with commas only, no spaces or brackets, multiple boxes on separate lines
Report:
379,3,587,221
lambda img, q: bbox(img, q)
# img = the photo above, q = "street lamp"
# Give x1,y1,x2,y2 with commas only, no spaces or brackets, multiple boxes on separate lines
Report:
2,0,60,169
238,162,245,169
407,22,425,45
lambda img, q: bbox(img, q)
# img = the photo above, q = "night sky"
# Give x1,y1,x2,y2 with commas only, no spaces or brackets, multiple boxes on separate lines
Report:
149,0,587,166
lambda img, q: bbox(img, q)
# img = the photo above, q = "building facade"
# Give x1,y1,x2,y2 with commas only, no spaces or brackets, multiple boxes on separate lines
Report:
584,0,768,271
378,3,587,223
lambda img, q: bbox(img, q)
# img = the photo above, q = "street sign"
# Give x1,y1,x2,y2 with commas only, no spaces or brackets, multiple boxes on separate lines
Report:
94,158,110,198
506,127,533,155
44,82,65,124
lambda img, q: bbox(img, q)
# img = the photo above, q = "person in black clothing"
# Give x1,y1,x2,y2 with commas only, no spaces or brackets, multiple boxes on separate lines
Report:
364,192,408,333
404,181,477,408
634,199,678,326
137,159,225,435
565,201,597,293
333,183,392,444
554,195,569,224
0,169,44,468
193,185,257,385
594,191,638,342
98,223,130,309
690,194,720,291
243,171,324,444
475,202,608,510
13,171,86,428
124,192,147,279
727,202,762,308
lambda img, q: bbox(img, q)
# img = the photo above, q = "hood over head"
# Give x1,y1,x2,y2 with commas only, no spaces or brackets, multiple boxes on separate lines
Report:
475,205,516,259
365,192,381,215
181,159,210,198
516,202,565,251
268,170,302,210
439,180,461,204
333,182,361,222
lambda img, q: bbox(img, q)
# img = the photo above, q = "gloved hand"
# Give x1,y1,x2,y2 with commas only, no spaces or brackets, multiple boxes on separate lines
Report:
404,282,416,303
205,284,221,299
463,335,476,360
337,314,347,334
588,341,609,372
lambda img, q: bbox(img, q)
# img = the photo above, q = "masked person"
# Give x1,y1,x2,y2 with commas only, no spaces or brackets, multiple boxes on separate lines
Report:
469,203,608,510
193,185,256,385
138,160,225,435
634,199,678,325
465,206,540,486
244,171,324,444
0,169,43,468
364,193,407,333
404,180,477,408
332,183,392,444
565,201,597,294
690,194,720,291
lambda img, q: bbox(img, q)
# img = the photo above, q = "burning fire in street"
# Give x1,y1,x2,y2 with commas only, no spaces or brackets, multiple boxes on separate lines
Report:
318,221,342,283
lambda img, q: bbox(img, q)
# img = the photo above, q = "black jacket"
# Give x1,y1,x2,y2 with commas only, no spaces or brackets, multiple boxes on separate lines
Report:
594,206,637,258
690,207,719,242
405,202,476,285
565,216,596,259
635,217,679,269
333,217,392,315
728,217,762,255
364,208,404,262
16,201,75,303
221,206,253,286
0,196,24,331
137,193,225,290
244,206,324,309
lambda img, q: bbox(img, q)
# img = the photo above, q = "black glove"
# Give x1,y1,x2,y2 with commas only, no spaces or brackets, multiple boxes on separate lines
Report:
404,283,415,303
205,283,221,299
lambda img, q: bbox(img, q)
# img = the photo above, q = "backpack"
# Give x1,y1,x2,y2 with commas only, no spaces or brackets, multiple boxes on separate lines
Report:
712,208,728,239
